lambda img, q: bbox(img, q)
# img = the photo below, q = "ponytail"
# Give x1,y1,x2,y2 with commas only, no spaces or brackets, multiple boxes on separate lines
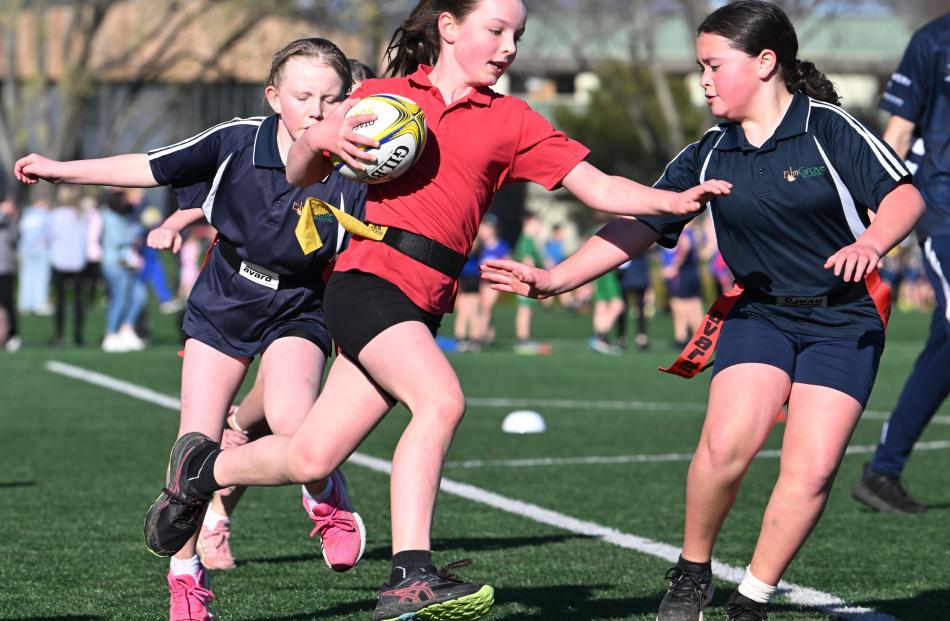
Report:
785,59,839,105
383,0,480,77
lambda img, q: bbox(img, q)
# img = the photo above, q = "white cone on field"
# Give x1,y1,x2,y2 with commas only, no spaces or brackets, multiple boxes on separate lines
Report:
502,410,546,434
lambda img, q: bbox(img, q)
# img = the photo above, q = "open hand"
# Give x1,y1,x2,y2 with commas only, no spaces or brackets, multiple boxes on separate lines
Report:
480,259,554,298
667,179,732,215
824,242,881,282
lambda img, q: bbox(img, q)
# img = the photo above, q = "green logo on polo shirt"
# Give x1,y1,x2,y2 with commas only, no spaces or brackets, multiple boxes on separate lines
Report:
784,165,827,182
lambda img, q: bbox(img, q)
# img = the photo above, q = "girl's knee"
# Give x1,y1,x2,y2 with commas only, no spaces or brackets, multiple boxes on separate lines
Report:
286,441,334,483
780,461,837,497
415,392,466,427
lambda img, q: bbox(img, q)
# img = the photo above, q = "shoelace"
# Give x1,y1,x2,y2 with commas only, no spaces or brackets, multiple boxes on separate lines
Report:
308,505,358,537
205,525,230,550
436,559,473,583
663,566,708,603
169,575,216,614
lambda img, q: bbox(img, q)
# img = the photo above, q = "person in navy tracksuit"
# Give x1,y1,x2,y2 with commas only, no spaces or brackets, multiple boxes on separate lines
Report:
15,37,370,621
481,3,924,620
852,12,950,515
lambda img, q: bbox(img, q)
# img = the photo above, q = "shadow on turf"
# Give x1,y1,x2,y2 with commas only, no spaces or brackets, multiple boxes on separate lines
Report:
0,481,36,488
860,588,950,621
240,534,591,567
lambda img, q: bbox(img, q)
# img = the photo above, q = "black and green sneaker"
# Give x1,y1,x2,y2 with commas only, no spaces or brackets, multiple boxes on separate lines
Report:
656,564,714,621
372,560,494,621
144,432,219,557
725,591,769,621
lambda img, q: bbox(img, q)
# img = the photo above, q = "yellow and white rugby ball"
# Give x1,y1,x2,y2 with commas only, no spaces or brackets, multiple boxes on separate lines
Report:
332,94,427,184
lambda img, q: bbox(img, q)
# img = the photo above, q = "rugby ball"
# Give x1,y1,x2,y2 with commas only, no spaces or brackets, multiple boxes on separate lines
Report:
332,94,427,184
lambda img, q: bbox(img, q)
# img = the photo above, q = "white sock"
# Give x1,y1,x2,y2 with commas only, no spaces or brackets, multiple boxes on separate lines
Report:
302,478,333,509
169,555,201,579
737,566,776,604
202,506,229,530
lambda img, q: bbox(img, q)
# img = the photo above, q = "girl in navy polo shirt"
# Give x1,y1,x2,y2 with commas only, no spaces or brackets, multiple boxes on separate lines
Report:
136,2,731,620
483,2,925,620
15,38,373,621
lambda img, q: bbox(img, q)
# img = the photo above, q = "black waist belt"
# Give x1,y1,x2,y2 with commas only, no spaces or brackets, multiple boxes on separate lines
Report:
217,238,313,290
742,284,868,307
378,226,467,280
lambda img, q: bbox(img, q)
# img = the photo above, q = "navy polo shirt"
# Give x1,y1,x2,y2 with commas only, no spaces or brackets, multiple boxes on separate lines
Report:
879,13,950,237
640,92,910,337
147,114,367,276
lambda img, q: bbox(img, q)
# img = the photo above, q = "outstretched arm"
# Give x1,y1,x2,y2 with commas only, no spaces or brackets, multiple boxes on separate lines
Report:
561,161,731,217
14,153,158,187
824,182,924,282
482,218,660,297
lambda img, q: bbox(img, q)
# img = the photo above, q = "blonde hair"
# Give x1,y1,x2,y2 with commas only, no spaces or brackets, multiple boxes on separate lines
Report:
266,38,352,97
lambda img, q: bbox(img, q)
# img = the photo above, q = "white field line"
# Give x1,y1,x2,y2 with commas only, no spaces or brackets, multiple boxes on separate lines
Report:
466,396,950,426
444,441,950,469
45,360,904,621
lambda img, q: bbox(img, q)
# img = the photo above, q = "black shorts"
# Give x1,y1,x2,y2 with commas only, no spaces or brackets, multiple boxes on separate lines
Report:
325,270,442,359
459,274,481,294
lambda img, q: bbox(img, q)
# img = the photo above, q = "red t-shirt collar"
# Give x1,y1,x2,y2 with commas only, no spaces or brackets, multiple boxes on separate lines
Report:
407,64,493,107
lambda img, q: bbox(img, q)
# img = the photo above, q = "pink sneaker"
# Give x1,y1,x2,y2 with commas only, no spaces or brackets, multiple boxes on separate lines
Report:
217,426,247,497
304,469,366,572
196,520,236,570
167,567,215,621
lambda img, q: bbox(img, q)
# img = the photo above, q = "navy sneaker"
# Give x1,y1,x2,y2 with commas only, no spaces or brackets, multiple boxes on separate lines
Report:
145,432,219,556
373,560,494,621
656,565,715,621
725,591,769,621
852,462,927,514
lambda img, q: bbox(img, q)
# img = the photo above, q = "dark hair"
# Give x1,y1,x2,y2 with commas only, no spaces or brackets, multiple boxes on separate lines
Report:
699,0,839,105
266,38,352,97
383,0,481,77
348,59,377,84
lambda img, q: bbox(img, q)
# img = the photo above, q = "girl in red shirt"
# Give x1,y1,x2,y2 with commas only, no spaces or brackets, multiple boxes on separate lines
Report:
143,2,730,620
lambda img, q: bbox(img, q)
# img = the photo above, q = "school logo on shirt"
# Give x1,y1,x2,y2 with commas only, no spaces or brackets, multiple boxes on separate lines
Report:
784,165,827,182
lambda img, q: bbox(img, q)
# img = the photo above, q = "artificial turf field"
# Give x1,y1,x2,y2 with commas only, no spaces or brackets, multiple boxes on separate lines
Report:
1,300,948,621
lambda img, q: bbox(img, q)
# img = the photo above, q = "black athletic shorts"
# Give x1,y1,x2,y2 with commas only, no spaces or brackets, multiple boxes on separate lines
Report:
325,270,443,359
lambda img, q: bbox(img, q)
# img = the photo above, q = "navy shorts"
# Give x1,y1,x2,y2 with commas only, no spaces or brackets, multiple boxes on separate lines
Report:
182,248,331,358
712,313,884,407
325,270,442,359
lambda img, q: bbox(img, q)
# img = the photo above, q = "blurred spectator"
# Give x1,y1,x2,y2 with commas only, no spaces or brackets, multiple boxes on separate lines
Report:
48,186,88,346
513,212,550,355
0,197,20,352
81,195,104,304
176,224,215,300
699,214,734,295
100,188,147,353
454,240,482,351
588,267,624,355
543,222,577,311
475,214,510,347
17,194,52,316
133,189,183,315
617,253,653,351
662,221,704,348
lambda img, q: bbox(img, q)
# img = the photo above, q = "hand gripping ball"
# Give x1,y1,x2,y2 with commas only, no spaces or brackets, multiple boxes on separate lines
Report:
331,94,427,184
